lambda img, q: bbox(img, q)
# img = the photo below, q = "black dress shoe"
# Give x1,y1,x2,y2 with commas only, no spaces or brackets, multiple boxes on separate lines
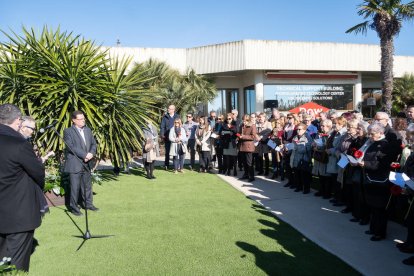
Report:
294,188,302,192
399,245,414,254
151,175,156,179
233,170,238,177
87,206,99,211
284,183,291,187
396,242,409,249
248,178,255,182
350,218,360,222
359,219,369,225
314,192,322,197
303,190,310,194
333,202,345,207
70,209,83,216
341,208,352,213
370,235,385,241
402,256,414,266
239,175,248,180
365,230,373,235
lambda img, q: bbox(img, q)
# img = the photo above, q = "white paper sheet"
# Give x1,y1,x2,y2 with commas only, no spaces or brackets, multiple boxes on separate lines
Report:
337,153,349,168
267,139,277,149
389,172,406,188
275,146,282,152
285,143,294,151
402,173,414,190
346,155,359,165
313,138,323,147
210,133,218,139
254,141,259,147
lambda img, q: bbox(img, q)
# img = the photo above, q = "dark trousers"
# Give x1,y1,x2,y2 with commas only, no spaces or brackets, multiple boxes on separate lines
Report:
215,147,224,172
352,182,370,221
223,155,237,174
370,207,388,237
164,140,172,167
271,152,284,179
293,168,311,193
343,183,354,211
70,171,92,211
284,152,293,185
406,205,414,245
241,152,254,180
187,139,196,168
0,230,34,272
199,151,212,170
318,175,332,198
237,152,243,170
256,153,270,174
144,161,155,177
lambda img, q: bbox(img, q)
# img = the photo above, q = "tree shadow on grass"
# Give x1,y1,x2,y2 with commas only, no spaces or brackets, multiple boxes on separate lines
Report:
236,203,360,276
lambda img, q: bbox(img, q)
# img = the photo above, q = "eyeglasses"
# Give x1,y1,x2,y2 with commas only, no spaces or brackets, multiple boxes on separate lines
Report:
24,125,36,131
211,116,216,118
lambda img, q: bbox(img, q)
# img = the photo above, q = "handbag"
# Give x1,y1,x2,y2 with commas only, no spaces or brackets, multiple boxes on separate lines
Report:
177,143,185,155
313,150,328,163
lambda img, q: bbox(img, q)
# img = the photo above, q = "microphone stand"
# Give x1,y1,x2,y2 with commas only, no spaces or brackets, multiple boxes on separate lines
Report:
49,125,113,251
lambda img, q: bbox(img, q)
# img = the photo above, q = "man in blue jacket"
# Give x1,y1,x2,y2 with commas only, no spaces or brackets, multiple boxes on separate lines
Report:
160,105,180,170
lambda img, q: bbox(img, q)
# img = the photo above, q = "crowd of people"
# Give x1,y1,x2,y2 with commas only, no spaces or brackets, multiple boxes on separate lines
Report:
143,104,414,266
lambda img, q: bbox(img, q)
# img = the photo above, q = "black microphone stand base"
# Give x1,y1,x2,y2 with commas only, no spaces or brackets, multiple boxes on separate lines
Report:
73,231,114,251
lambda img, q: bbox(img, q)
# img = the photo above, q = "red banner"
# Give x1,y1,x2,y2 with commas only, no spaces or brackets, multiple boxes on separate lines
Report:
288,102,329,115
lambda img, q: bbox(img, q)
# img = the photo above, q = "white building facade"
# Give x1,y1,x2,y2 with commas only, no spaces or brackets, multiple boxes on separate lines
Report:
109,40,414,116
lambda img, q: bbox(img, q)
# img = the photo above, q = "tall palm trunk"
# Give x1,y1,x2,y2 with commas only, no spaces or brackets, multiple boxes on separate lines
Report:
380,36,394,115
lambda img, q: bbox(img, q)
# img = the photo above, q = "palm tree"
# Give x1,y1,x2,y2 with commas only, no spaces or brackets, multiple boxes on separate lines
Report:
346,0,414,114
392,73,414,112
131,59,217,116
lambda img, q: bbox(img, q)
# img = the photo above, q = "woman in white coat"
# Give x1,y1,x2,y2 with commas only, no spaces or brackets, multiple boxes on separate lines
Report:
169,119,188,173
195,116,212,173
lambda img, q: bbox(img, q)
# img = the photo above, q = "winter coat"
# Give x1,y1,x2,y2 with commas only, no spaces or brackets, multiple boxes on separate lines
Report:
291,132,313,168
363,138,393,209
169,127,188,157
238,123,257,153
256,121,272,155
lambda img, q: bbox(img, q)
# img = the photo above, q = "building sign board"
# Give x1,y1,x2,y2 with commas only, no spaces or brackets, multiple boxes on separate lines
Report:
263,84,354,111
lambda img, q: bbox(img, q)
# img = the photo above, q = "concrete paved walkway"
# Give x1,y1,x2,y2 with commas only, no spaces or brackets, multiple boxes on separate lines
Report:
217,172,413,276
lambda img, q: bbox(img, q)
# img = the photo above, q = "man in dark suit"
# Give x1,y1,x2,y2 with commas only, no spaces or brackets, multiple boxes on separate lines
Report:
63,110,98,216
0,104,45,272
160,105,180,170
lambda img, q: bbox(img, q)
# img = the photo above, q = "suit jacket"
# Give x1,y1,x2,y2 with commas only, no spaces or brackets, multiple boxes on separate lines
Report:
0,124,45,233
63,125,97,173
238,123,257,153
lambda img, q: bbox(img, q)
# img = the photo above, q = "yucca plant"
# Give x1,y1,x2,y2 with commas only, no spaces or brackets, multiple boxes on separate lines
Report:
0,26,159,168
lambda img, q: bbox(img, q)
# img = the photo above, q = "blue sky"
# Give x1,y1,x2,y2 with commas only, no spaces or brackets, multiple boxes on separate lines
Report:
1,0,413,55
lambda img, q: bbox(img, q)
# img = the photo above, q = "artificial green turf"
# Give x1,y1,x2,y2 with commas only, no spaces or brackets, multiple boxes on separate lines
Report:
29,169,359,276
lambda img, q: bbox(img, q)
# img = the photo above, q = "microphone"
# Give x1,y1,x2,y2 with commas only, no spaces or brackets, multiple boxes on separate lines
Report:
39,121,58,133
